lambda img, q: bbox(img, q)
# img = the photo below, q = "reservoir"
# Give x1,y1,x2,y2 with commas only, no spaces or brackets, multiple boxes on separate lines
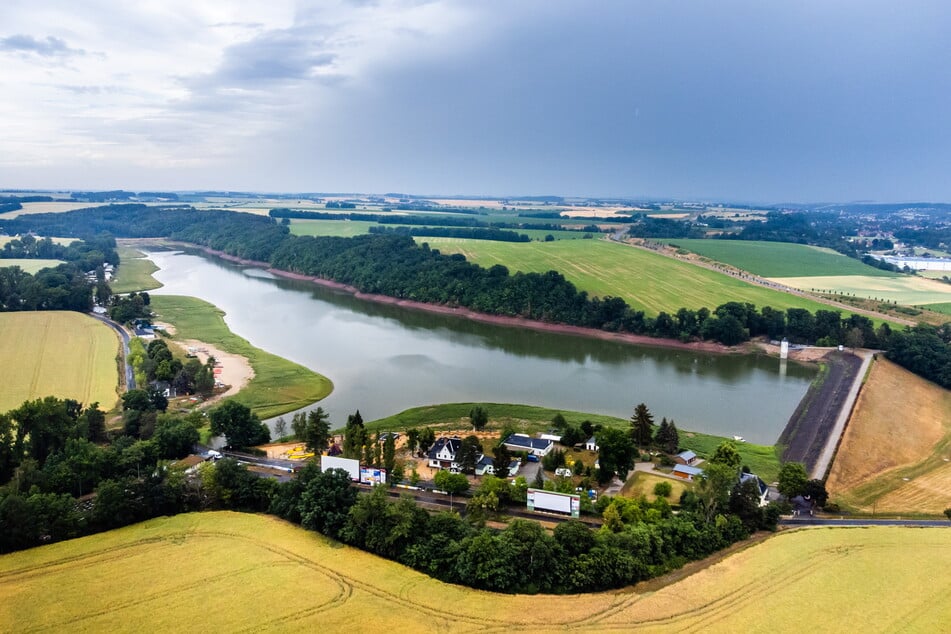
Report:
146,249,815,444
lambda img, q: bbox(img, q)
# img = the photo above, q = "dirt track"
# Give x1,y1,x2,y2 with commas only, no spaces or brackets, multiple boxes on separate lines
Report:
778,351,863,473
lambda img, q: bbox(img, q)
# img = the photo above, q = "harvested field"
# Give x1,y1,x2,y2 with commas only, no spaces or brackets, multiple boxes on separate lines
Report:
428,238,841,316
0,258,65,274
0,311,119,411
771,274,951,306
827,358,951,513
1,513,950,633
664,239,897,278
1,201,95,217
778,351,862,474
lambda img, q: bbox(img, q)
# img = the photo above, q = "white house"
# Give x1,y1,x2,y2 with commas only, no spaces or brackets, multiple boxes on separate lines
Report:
584,436,598,452
427,437,463,471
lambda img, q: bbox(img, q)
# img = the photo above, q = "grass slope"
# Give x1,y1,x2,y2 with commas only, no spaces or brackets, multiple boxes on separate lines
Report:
429,238,847,317
149,295,332,418
0,311,119,412
0,258,65,274
665,239,898,278
111,247,162,293
826,358,951,514
1,513,949,632
366,402,780,481
924,302,951,315
773,274,951,307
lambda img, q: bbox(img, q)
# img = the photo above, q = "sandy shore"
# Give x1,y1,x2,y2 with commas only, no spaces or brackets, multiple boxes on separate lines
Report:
176,339,254,404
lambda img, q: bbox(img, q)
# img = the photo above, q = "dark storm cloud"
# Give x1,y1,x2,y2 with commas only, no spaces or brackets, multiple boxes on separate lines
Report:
263,0,951,202
0,34,85,57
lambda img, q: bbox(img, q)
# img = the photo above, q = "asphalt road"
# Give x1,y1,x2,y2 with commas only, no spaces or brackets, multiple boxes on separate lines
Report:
90,311,134,390
781,516,951,528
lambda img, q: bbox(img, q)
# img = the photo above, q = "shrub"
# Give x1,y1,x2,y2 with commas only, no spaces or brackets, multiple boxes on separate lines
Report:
653,481,672,498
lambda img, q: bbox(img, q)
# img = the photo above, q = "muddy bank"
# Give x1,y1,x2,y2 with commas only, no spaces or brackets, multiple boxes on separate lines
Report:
164,241,750,355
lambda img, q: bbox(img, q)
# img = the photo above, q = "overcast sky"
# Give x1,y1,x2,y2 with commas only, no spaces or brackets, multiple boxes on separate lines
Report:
1,1,949,202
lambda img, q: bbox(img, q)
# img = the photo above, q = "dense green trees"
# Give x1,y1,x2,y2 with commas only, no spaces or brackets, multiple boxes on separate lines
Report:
291,407,331,454
208,401,270,449
629,403,654,447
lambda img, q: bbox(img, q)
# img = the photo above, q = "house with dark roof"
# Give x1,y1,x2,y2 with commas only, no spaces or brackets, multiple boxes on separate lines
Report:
502,434,554,457
427,436,464,471
739,471,770,507
584,436,598,452
475,455,495,476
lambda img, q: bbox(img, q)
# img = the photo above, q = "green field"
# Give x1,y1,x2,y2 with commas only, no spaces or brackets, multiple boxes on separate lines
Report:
664,239,899,278
0,311,119,412
149,295,332,418
289,219,589,241
290,219,379,237
925,302,951,315
2,512,949,632
428,238,852,317
111,247,162,293
773,274,951,307
366,402,780,481
0,258,65,274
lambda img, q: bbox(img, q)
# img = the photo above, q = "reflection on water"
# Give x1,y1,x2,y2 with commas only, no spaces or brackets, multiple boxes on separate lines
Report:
146,249,815,444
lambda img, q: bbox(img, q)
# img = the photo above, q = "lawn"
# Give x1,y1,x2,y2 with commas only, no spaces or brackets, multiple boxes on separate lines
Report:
620,471,692,503
149,295,332,419
826,358,951,515
772,274,951,307
1,512,949,632
0,258,65,274
0,311,119,412
664,239,899,278
428,238,846,316
111,247,162,293
365,402,781,482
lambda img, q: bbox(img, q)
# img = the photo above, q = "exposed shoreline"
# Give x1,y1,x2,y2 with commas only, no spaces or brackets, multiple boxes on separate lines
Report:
178,242,752,356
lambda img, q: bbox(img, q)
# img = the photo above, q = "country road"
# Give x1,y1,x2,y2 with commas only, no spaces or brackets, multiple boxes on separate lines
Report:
89,311,135,391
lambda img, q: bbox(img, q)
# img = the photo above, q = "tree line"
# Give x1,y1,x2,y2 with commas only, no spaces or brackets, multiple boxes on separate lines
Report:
5,205,950,388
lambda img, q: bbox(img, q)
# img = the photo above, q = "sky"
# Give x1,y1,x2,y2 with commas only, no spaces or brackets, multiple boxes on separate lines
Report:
1,0,950,202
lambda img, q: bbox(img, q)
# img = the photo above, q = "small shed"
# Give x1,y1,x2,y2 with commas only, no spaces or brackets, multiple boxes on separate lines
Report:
672,464,704,481
584,436,598,452
675,450,698,466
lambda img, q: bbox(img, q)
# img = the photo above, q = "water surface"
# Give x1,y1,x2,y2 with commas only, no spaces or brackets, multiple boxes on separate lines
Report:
146,249,815,444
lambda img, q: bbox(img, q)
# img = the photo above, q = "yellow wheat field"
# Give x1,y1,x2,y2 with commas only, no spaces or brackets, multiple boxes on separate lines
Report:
0,311,119,412
0,512,949,633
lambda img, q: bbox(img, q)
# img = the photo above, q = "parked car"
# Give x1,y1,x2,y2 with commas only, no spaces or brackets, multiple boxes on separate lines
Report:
526,455,539,462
